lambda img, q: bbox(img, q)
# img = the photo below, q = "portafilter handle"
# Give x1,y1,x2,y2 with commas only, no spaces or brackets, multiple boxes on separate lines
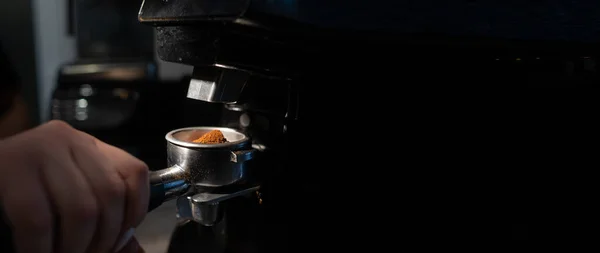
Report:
148,165,190,212
0,165,190,252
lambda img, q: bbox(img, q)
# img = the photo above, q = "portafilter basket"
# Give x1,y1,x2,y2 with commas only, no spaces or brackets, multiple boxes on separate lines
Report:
148,127,257,211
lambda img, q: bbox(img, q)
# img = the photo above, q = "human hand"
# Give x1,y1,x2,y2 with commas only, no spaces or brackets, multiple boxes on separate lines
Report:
0,120,149,253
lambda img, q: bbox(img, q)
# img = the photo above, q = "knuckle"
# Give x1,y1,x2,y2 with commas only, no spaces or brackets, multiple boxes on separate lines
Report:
70,200,99,221
132,160,149,180
44,120,76,140
86,135,99,146
46,120,73,132
104,176,126,202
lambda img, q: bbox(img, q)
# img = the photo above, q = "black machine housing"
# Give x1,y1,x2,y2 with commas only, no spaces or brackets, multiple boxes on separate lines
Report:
140,1,598,252
141,0,600,87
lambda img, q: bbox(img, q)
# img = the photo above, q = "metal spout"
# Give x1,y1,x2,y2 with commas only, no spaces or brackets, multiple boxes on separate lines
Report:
187,66,250,103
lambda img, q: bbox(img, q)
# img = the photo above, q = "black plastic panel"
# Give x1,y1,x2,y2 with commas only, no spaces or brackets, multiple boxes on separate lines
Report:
142,0,600,42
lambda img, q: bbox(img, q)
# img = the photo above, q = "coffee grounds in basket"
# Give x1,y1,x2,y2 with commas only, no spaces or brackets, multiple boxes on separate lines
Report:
192,130,228,144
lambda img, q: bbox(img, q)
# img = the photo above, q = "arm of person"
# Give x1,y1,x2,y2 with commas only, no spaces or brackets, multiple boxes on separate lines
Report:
0,120,149,253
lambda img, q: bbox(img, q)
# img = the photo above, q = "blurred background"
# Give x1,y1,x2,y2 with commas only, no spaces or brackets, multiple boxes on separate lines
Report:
0,2,219,251
0,0,225,169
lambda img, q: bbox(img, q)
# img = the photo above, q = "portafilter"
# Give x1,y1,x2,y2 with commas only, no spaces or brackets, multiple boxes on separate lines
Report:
148,126,257,211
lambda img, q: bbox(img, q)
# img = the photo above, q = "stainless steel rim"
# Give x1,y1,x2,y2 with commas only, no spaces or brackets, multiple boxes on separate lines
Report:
165,127,250,149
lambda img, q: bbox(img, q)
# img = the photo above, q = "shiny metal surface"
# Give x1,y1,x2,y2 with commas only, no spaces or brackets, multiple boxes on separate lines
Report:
187,67,250,104
191,186,260,205
175,192,194,222
175,186,259,226
189,202,222,226
59,62,155,81
148,127,257,212
165,127,256,187
150,165,191,202
152,165,186,185
166,145,248,187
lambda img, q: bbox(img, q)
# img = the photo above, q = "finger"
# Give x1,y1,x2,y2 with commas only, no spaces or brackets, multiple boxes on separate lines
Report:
70,139,125,253
41,148,98,253
115,236,143,253
0,176,53,253
95,141,149,229
74,131,149,252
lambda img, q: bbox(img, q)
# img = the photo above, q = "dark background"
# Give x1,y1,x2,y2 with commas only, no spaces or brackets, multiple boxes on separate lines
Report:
0,0,39,125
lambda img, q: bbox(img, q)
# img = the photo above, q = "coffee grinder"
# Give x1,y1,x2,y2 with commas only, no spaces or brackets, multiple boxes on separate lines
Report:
136,0,310,251
133,0,453,250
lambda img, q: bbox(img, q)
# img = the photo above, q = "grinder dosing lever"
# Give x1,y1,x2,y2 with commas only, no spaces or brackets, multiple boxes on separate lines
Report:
175,185,261,226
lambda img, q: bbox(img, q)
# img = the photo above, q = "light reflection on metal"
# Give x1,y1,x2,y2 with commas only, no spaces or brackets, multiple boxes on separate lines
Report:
80,84,93,97
63,65,102,75
76,99,88,108
75,108,88,121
